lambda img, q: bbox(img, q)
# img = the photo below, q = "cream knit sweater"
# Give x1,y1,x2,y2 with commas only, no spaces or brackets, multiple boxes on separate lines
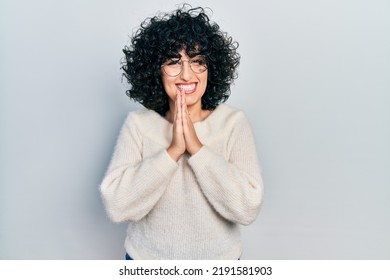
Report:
100,104,264,259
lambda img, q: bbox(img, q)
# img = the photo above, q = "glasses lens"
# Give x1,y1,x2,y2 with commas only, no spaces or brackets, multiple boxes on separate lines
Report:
162,56,207,76
162,59,181,76
190,56,207,74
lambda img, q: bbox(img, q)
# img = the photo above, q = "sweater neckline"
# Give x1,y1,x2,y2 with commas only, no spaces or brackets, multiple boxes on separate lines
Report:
152,104,226,127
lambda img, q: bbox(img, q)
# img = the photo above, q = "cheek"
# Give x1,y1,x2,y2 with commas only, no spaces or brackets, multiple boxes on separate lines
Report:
161,75,169,90
161,76,177,100
199,74,208,93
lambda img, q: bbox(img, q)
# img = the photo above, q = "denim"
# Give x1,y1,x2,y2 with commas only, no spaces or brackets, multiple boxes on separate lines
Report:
125,252,240,260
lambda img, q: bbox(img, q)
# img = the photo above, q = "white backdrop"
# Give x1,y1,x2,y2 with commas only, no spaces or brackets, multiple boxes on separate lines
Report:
1,0,389,259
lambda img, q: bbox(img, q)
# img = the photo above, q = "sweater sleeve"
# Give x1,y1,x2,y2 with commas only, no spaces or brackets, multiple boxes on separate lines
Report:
187,113,264,225
100,113,178,223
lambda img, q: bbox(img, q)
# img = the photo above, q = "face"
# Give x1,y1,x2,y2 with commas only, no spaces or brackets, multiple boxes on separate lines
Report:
161,50,208,110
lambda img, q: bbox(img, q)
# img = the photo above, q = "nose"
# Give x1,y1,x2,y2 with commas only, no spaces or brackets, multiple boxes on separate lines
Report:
180,60,193,81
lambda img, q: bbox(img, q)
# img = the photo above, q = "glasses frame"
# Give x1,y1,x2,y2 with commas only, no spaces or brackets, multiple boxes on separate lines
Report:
161,55,208,77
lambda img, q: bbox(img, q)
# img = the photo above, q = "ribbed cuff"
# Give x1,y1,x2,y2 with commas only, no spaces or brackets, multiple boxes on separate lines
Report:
152,149,179,180
187,145,217,171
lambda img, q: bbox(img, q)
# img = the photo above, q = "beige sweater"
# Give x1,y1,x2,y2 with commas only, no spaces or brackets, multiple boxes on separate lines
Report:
100,104,264,259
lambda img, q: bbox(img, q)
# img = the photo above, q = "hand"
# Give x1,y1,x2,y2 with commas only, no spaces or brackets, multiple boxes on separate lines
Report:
181,91,203,155
167,90,202,161
167,90,186,161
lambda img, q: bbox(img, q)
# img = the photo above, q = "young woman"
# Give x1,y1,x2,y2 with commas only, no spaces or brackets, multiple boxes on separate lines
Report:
100,5,264,260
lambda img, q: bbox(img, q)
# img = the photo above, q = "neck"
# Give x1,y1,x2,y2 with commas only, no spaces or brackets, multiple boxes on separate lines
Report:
186,104,203,122
166,102,210,123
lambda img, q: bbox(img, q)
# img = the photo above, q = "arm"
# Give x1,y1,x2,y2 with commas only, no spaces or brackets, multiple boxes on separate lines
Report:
187,114,264,225
100,113,178,223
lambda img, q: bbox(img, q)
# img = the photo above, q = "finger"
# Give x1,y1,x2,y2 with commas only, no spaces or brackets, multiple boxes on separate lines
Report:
177,90,181,109
181,91,187,124
173,98,178,122
181,90,187,112
182,109,191,139
182,89,186,110
177,91,182,124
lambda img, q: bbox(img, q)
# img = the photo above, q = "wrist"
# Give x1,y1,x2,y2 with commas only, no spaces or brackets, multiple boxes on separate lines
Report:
167,146,183,161
188,143,203,156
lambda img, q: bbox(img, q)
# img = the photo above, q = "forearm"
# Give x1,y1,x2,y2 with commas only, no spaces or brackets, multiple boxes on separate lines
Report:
100,150,178,222
188,145,263,225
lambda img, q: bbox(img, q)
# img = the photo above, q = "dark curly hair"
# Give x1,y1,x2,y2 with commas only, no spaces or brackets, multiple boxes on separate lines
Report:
122,4,240,116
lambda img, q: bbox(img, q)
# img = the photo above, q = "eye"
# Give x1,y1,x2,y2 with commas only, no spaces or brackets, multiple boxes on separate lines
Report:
166,58,181,66
191,57,207,65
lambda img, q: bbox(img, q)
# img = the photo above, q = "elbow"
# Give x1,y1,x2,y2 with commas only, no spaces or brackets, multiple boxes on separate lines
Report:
105,205,145,223
220,199,262,226
103,201,128,223
237,204,261,226
238,177,264,225
102,196,146,223
100,185,147,223
237,191,263,226
107,211,127,223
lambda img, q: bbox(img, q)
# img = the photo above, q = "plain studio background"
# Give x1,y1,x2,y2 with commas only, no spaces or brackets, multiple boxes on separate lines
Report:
1,0,389,259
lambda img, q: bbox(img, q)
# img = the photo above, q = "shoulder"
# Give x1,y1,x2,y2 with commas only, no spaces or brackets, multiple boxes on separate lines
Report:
124,108,164,128
210,104,249,128
200,104,256,149
122,108,169,142
125,107,159,121
216,103,245,117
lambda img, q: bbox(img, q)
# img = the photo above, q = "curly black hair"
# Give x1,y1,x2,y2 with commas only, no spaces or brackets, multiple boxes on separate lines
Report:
122,4,240,116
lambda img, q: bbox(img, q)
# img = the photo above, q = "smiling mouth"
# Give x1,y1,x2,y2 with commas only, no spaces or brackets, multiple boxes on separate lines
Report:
176,83,197,94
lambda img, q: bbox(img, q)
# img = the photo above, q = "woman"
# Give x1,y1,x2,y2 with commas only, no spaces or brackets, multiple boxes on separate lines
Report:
100,5,264,260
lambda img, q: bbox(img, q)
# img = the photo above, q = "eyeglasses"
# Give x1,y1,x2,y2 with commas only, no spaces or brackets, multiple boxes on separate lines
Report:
161,55,208,77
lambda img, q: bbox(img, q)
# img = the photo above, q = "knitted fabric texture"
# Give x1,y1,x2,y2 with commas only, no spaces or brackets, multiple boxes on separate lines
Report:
100,104,264,259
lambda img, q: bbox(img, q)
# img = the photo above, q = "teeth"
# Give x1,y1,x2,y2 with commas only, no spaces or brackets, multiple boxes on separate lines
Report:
177,84,196,91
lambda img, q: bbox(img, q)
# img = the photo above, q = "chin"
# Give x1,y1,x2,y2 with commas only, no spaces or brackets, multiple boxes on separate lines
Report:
186,96,202,107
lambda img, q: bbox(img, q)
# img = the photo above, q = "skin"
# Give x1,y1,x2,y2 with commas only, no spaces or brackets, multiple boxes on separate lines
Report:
162,50,212,161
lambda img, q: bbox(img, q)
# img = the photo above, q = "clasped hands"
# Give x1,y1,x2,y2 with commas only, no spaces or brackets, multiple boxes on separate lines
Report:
167,90,203,161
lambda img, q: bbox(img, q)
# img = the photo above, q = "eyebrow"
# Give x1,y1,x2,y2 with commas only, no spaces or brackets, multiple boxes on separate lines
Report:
188,52,203,58
166,51,203,60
